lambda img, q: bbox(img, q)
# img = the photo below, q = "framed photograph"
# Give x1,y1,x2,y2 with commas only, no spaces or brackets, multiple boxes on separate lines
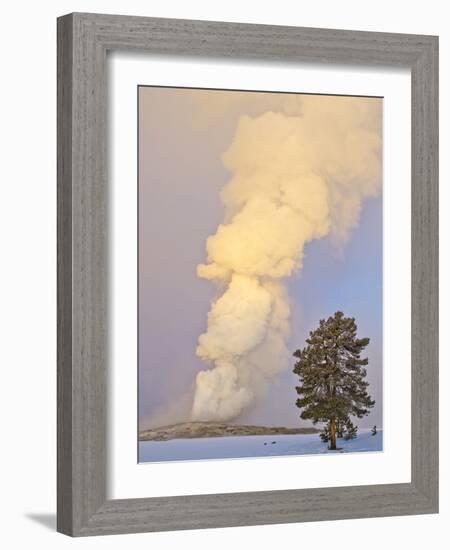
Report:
57,13,438,536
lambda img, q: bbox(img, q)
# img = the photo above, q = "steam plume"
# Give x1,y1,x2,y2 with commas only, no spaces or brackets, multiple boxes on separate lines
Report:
192,95,381,422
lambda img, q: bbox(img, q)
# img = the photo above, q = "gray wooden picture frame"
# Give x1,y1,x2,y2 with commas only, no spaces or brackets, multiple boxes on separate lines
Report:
57,12,438,537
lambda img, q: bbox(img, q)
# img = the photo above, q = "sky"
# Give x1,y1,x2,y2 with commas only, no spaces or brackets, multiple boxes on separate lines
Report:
138,86,383,431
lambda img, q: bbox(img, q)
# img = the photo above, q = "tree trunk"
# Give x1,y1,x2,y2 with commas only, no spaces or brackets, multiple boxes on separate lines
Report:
329,418,337,450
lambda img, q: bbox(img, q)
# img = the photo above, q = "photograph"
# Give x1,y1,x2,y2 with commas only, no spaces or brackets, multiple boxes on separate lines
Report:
0,1,442,544
138,86,383,462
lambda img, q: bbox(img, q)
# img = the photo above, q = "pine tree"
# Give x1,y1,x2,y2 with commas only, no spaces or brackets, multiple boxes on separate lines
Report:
336,418,345,439
293,311,375,450
320,425,330,443
343,418,358,440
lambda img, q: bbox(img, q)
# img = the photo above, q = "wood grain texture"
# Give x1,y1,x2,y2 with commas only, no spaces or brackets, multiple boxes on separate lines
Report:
57,13,73,535
57,12,439,536
410,35,439,506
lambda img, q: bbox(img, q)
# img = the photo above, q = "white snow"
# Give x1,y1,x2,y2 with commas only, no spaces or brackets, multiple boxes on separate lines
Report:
139,429,383,463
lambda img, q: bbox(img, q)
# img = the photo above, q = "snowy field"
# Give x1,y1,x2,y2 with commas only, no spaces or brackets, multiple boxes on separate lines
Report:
139,429,383,463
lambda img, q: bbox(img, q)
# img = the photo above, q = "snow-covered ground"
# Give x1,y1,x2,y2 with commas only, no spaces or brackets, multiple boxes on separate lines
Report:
139,429,383,463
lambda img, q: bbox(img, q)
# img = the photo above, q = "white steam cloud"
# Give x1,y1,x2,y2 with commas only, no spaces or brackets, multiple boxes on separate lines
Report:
192,95,382,422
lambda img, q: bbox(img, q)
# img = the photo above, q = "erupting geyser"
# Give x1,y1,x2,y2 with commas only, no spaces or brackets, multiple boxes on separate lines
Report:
192,95,382,422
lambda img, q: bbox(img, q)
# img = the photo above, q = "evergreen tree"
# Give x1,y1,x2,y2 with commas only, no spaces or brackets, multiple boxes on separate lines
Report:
343,418,358,440
336,418,345,439
293,311,375,450
320,425,330,443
